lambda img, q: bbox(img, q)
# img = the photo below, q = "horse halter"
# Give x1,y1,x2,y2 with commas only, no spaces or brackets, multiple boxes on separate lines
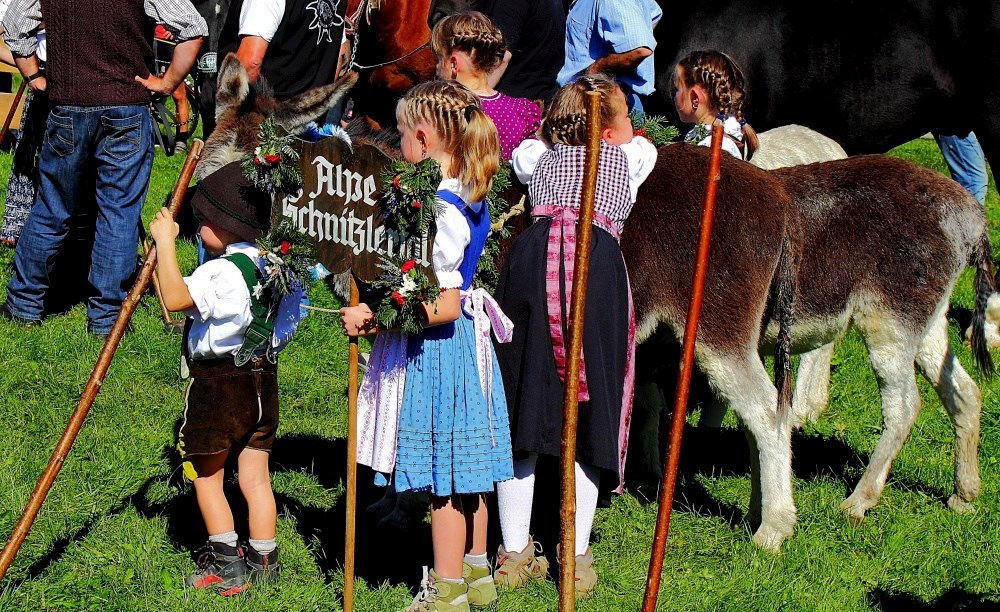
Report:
344,0,430,72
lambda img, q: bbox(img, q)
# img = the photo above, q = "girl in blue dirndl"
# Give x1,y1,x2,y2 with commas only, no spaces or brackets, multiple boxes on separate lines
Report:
340,80,513,611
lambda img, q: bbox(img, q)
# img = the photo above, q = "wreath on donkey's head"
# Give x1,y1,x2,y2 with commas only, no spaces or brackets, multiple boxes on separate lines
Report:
241,116,302,194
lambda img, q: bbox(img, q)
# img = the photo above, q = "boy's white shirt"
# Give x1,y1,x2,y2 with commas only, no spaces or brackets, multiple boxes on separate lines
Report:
511,136,658,203
183,242,257,359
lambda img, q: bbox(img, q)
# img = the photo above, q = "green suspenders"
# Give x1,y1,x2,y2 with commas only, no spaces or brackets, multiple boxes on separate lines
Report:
223,253,277,366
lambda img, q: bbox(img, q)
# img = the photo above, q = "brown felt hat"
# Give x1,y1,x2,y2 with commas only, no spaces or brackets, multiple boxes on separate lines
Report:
190,161,272,242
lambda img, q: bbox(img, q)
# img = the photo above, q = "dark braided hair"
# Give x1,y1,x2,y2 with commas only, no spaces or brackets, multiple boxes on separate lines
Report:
677,49,759,158
430,11,507,74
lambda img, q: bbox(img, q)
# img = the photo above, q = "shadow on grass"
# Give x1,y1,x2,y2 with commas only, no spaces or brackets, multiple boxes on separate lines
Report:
12,431,433,593
869,587,1000,610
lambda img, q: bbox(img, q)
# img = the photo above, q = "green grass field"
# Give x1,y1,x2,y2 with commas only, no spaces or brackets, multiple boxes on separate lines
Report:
0,134,997,611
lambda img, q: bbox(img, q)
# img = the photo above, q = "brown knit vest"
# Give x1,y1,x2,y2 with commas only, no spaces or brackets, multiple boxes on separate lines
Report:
40,0,154,105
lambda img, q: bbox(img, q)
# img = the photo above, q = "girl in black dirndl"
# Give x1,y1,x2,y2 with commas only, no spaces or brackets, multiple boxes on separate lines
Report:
492,74,657,596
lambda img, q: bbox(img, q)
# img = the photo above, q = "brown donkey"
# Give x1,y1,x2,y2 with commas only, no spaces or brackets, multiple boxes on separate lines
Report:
195,53,360,183
623,143,995,550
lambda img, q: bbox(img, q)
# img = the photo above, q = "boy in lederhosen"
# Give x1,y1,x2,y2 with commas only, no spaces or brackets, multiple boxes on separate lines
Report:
150,162,295,596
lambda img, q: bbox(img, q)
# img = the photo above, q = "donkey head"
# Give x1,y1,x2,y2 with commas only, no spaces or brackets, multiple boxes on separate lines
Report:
195,53,359,181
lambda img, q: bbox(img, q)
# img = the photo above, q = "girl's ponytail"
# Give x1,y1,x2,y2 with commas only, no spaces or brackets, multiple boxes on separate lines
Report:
454,105,500,202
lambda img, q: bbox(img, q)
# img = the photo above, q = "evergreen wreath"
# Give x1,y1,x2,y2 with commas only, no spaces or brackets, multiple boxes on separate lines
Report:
473,161,512,292
242,117,302,194
255,218,319,298
630,110,681,147
379,158,443,240
368,256,442,334
377,159,512,293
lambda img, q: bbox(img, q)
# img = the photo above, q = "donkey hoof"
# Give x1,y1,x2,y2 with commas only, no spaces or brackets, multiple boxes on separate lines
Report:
947,494,976,514
839,497,868,523
752,525,789,552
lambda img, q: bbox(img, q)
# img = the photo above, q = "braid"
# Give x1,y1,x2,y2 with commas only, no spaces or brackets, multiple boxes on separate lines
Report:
397,80,500,201
430,11,507,73
678,49,758,158
542,73,623,146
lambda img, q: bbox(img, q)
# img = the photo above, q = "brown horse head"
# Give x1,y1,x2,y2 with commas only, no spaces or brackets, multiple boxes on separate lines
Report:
195,53,359,181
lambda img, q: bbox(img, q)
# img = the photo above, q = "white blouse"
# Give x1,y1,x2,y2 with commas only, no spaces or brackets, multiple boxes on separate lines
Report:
691,115,745,160
432,178,479,289
183,242,257,359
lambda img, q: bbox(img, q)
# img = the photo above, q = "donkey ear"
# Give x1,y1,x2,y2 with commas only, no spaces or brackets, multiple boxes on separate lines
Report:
272,71,360,135
215,52,250,117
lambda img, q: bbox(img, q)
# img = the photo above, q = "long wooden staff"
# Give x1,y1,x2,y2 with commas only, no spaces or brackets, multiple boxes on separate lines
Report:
0,139,204,581
1,80,25,140
641,119,724,611
344,277,359,612
557,90,602,612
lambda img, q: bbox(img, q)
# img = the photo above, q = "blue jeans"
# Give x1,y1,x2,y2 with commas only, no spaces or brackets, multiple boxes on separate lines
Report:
935,131,988,204
5,104,154,333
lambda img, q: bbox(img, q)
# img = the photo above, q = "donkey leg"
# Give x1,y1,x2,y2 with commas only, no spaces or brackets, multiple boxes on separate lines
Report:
915,314,982,513
703,351,795,551
841,324,921,521
791,342,835,429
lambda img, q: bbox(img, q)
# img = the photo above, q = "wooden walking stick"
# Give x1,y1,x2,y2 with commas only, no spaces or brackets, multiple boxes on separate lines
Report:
1,80,25,141
641,119,724,611
344,276,359,612
557,90,602,612
0,139,204,581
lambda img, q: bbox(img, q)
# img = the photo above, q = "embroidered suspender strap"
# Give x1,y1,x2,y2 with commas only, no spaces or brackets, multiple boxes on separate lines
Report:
223,253,276,366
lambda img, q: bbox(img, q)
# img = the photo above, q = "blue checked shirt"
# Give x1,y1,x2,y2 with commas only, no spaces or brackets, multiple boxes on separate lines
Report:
557,0,662,95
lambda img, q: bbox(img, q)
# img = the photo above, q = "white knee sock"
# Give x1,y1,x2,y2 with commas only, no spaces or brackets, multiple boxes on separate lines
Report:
574,461,600,556
496,453,538,554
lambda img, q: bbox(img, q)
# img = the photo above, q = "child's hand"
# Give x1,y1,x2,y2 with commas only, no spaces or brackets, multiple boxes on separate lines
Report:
339,304,377,336
149,207,179,245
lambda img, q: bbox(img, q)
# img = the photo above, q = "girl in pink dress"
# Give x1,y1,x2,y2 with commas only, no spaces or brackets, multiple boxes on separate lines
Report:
431,11,541,160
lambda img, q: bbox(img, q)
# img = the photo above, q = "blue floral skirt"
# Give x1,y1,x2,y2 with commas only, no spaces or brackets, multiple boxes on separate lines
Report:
390,313,513,496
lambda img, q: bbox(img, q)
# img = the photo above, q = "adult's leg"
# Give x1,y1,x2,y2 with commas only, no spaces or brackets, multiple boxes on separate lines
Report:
5,104,93,320
88,105,154,334
237,446,276,540
935,131,989,204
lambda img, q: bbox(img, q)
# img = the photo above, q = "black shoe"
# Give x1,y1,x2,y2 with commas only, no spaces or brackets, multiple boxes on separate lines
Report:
245,544,280,586
185,541,250,596
0,302,39,327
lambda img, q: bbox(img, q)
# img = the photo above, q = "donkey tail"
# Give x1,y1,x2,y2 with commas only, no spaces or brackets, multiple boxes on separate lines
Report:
969,231,996,378
773,234,795,418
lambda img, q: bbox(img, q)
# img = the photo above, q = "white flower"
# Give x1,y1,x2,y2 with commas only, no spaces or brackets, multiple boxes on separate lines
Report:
266,252,285,266
252,282,264,299
400,275,417,296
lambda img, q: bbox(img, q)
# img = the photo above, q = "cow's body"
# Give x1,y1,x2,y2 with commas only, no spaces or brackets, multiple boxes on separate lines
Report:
623,144,994,549
644,0,1000,171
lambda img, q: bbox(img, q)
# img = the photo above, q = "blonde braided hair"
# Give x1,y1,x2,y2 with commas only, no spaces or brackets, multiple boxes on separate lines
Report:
397,80,500,201
430,11,507,74
541,73,623,146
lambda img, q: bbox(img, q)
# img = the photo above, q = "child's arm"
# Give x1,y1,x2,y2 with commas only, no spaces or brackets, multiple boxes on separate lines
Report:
149,207,196,312
619,136,659,202
511,137,549,184
338,289,460,337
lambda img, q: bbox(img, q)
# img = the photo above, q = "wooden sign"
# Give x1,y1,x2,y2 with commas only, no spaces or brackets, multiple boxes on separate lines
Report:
274,138,435,283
